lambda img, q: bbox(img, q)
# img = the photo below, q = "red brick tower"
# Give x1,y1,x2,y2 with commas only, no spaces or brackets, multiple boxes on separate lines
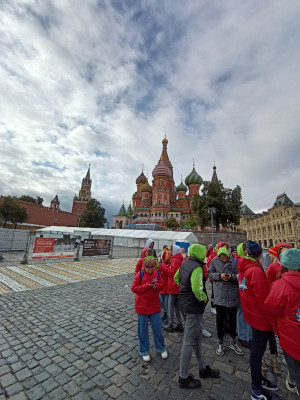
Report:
151,137,175,213
72,165,92,217
132,170,147,211
50,194,60,209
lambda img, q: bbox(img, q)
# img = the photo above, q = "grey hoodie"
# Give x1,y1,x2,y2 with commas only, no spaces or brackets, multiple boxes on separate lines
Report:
208,256,240,308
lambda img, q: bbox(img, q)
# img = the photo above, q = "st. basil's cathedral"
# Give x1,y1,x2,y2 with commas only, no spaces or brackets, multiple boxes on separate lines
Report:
113,137,218,229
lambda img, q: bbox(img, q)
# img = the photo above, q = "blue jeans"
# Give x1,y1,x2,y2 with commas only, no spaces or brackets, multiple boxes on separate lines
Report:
160,294,169,324
284,351,300,395
237,306,252,341
138,313,166,356
250,328,274,390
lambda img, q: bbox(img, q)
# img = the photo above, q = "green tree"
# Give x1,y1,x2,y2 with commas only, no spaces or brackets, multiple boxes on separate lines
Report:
165,218,179,230
19,195,43,205
185,215,197,230
0,197,28,227
79,199,107,228
193,181,242,231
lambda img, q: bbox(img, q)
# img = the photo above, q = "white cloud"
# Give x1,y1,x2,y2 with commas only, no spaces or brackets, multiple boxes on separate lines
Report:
0,0,300,223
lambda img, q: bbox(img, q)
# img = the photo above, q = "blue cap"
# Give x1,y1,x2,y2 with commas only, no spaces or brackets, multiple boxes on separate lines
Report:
280,248,300,270
246,240,262,259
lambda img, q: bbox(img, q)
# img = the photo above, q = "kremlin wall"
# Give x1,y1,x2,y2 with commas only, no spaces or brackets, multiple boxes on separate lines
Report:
0,166,92,228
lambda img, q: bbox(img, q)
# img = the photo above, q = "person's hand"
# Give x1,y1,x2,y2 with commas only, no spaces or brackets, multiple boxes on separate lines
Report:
149,282,156,289
220,273,231,281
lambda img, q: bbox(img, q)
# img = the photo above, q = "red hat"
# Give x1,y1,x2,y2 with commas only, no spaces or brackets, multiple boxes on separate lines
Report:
276,242,292,249
268,247,278,257
275,242,292,259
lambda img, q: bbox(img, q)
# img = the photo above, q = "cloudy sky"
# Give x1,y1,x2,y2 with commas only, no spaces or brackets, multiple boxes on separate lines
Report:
1,0,300,223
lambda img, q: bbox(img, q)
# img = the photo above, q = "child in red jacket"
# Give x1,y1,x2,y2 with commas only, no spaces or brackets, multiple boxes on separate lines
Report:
265,249,300,395
132,257,168,362
160,245,184,333
238,241,278,400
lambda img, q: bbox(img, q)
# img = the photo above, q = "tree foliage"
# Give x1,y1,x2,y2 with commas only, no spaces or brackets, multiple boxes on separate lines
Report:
165,218,179,230
19,195,43,205
185,215,197,229
79,199,107,228
193,181,242,231
0,197,28,227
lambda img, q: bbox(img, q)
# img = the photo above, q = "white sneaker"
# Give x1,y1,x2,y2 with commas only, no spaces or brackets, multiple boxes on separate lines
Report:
229,342,244,355
216,344,225,356
211,307,216,315
161,351,168,359
202,329,212,337
142,355,150,362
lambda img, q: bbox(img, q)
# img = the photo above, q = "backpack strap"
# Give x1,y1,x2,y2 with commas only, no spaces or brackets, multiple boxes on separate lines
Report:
140,270,160,282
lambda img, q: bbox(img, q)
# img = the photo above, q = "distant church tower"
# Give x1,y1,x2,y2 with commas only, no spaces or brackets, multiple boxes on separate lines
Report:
72,165,92,216
50,194,60,209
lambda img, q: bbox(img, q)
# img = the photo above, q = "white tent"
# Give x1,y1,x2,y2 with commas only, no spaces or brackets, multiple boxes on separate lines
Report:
36,226,198,248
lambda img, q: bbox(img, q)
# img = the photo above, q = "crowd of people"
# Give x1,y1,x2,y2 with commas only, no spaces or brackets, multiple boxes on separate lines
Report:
131,238,300,400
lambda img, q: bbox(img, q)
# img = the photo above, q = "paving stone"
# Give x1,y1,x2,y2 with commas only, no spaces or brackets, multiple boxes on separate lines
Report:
5,382,24,397
22,377,38,390
42,377,59,393
0,373,17,388
54,372,72,385
63,381,81,396
47,387,67,400
90,388,109,400
0,365,10,375
92,373,111,389
122,381,137,395
9,393,28,400
15,368,32,382
104,384,122,399
45,364,62,376
114,364,131,377
26,385,46,400
65,365,79,376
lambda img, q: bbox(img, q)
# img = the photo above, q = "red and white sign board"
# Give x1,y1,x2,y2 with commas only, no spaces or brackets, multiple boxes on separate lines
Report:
32,238,75,259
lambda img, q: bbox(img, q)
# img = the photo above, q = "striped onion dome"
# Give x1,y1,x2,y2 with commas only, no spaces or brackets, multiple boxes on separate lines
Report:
152,159,172,178
141,180,153,192
176,181,187,192
185,167,203,186
136,170,147,185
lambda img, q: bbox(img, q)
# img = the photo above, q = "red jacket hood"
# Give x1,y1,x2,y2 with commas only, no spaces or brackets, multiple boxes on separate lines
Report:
141,248,148,259
218,241,228,249
281,272,300,291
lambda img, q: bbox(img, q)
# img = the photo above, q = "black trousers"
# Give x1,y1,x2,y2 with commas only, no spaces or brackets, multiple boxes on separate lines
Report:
216,305,237,341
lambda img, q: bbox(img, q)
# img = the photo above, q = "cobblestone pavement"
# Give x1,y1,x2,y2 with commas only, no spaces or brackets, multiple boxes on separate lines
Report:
0,272,298,400
0,259,138,294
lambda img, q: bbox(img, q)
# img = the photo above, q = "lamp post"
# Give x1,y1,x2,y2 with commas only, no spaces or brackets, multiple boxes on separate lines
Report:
208,207,216,245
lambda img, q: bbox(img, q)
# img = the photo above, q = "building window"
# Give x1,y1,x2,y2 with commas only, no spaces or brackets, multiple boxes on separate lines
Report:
159,213,161,217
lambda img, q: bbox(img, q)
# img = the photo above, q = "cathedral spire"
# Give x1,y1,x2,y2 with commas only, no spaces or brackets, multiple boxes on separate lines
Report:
211,164,218,184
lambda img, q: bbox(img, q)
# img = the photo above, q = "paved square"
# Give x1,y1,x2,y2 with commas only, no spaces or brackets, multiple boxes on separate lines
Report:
0,269,297,399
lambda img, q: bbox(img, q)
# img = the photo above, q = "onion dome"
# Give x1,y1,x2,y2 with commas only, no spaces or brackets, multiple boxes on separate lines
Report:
152,159,172,178
185,166,203,186
141,180,153,192
136,170,147,185
162,136,168,145
176,181,187,192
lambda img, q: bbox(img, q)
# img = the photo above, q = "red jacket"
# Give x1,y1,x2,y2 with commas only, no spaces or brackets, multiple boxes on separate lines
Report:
135,248,148,275
159,253,183,294
206,242,228,268
158,261,170,295
131,269,164,315
265,273,300,361
266,261,281,284
238,257,273,331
